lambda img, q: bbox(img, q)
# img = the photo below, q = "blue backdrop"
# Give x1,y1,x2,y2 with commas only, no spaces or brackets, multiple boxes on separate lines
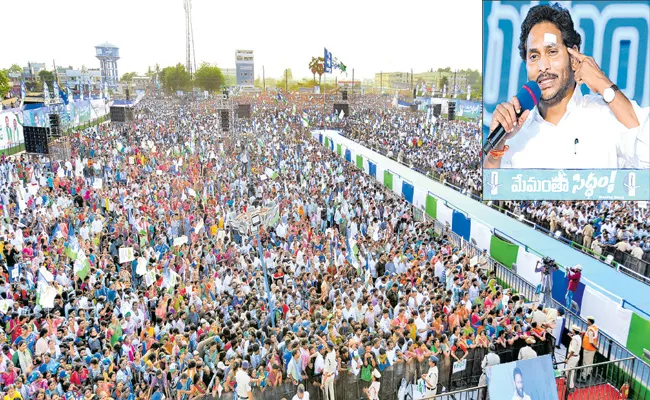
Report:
483,1,650,137
344,149,352,163
368,161,377,178
401,182,414,203
552,269,586,309
452,211,472,242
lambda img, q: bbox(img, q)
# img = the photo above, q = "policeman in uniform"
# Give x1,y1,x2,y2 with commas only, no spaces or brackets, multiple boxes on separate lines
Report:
580,316,598,381
567,325,582,392
422,356,439,396
316,336,337,400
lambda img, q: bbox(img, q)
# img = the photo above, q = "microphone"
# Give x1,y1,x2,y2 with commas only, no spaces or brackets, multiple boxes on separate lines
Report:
483,81,541,154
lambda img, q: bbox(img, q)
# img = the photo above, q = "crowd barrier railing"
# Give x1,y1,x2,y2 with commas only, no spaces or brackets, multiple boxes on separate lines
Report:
421,357,648,400
428,217,650,398
184,342,555,400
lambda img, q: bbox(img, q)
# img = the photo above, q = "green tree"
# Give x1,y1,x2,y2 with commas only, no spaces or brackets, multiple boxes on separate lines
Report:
465,69,481,86
38,70,55,85
438,76,449,93
194,63,224,92
120,72,137,83
308,57,324,84
161,64,192,93
0,70,10,98
437,67,452,73
6,64,22,75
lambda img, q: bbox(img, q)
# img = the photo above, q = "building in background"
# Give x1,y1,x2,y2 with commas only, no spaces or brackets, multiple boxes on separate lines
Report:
235,50,254,88
95,42,120,88
22,62,46,80
65,68,102,95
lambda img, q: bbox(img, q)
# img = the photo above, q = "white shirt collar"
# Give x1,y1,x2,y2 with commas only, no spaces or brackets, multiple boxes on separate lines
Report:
532,84,583,126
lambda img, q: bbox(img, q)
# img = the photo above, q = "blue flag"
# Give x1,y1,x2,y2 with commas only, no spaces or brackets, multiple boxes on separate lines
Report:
53,81,61,102
324,48,333,73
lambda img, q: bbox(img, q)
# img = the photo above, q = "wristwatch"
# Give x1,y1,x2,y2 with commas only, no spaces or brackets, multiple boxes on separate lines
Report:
602,84,619,104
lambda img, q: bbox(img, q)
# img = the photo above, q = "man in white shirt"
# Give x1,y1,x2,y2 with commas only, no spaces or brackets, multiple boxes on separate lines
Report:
317,337,337,400
484,3,649,170
414,309,428,341
477,250,489,274
512,367,532,400
566,325,582,392
518,337,538,360
235,360,252,399
423,356,439,395
292,384,310,400
479,345,501,389
532,304,547,327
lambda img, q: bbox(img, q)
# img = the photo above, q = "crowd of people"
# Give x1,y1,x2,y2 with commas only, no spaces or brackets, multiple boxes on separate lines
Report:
0,93,595,400
342,102,482,198
501,201,650,264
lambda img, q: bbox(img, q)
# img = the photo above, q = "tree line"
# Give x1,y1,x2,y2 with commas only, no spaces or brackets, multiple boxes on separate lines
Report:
144,62,226,94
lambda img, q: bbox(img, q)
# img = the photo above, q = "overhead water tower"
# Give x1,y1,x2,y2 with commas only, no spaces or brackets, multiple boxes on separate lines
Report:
95,42,120,88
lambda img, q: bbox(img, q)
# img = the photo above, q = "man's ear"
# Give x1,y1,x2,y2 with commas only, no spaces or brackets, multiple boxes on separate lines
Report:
570,45,581,72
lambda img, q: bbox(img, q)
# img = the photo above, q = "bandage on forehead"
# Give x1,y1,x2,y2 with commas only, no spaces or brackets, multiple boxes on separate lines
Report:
543,33,557,46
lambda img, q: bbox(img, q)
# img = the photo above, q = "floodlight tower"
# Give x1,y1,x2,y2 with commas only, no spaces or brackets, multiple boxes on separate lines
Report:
184,0,196,78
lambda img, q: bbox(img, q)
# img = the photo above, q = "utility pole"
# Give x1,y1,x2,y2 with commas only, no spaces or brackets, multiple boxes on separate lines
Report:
285,69,288,92
263,65,266,92
352,68,354,95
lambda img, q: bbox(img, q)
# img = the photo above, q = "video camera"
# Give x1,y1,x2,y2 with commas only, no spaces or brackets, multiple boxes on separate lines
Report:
540,256,558,275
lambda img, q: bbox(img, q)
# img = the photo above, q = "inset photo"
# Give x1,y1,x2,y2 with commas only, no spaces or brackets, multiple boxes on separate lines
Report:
482,1,650,200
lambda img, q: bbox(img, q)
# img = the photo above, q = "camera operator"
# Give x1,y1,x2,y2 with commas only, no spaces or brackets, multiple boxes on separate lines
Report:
534,257,558,305
566,265,582,310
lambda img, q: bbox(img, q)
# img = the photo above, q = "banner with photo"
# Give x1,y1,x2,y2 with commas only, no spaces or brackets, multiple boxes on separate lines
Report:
488,354,558,400
483,169,650,200
455,100,482,119
0,111,24,150
23,107,49,128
